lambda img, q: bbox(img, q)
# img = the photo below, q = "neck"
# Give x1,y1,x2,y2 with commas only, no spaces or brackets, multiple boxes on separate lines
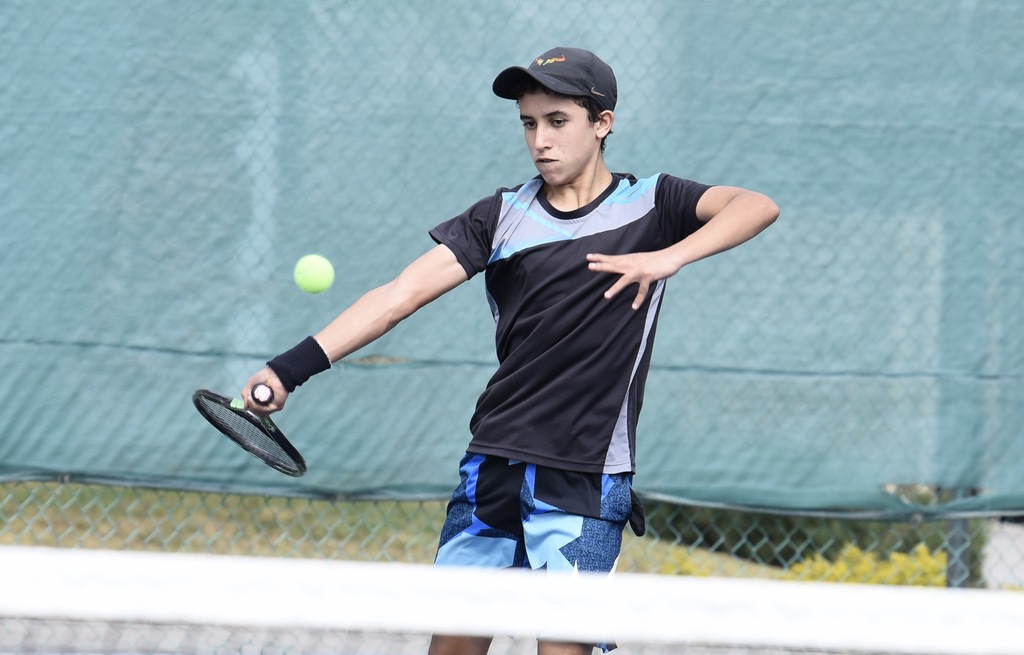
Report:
543,159,613,212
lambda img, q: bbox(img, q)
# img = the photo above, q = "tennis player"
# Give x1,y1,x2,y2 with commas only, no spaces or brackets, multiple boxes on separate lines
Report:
244,47,778,655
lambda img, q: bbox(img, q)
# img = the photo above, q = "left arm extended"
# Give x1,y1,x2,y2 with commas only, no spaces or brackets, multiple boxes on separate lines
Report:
586,186,779,308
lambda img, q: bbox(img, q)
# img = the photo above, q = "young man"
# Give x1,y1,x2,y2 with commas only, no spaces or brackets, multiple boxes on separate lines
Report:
243,47,779,654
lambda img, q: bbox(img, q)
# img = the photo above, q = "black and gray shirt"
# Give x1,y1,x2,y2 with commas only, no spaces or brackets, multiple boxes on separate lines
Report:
430,173,711,474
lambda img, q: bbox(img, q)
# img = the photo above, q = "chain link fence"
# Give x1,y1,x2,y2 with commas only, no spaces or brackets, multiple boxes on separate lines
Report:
3,481,1022,590
3,0,1023,604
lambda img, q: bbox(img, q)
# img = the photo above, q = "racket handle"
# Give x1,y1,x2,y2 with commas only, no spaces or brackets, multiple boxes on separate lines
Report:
251,383,275,406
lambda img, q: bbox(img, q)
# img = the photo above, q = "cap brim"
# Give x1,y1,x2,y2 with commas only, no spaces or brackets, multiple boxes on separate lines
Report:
492,66,584,101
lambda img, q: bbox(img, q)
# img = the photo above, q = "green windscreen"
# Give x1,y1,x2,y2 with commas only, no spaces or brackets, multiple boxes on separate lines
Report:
2,0,1022,514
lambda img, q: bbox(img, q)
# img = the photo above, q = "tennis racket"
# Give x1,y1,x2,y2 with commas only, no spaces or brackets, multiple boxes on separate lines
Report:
192,384,306,477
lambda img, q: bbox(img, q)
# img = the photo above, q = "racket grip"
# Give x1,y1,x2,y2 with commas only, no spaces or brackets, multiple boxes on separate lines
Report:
251,383,275,406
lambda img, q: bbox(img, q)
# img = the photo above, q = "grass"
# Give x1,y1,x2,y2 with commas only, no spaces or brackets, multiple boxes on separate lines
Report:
0,481,788,577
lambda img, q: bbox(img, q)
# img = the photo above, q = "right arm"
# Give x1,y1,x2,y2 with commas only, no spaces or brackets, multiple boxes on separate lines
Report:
244,244,469,411
314,244,468,362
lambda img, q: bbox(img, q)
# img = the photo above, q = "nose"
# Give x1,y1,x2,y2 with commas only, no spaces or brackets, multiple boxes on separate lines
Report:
532,124,552,151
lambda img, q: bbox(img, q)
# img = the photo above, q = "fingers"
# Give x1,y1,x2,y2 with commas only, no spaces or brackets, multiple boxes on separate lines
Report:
587,253,647,310
630,282,649,310
242,368,287,414
606,278,648,310
585,252,614,269
587,253,627,296
601,276,632,301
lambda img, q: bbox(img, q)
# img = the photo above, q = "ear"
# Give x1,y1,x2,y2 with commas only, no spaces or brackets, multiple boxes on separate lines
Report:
595,110,614,138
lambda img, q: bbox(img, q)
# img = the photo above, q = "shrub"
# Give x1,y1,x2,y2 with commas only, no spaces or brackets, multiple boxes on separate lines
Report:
642,501,987,586
785,543,947,586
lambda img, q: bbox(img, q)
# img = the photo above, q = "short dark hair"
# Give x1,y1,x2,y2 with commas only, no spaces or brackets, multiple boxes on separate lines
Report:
515,79,612,153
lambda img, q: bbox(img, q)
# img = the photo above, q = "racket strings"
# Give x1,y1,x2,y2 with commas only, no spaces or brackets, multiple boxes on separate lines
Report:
196,397,294,463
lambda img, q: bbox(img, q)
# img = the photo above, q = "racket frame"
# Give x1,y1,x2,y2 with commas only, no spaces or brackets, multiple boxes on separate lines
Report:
192,388,306,477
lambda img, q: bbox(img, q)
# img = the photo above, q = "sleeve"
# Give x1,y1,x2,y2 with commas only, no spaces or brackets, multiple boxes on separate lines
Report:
655,174,713,243
428,192,502,280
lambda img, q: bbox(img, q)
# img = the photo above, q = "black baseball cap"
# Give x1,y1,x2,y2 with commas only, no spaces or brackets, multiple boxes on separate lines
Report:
492,47,617,112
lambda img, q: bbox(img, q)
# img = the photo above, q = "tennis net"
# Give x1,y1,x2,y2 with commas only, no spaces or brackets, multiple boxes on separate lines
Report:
2,546,1022,655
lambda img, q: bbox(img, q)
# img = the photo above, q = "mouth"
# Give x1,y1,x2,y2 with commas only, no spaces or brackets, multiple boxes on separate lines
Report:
535,158,556,165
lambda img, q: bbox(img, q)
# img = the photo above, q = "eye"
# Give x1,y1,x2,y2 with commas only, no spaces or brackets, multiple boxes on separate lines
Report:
522,120,536,130
551,118,567,127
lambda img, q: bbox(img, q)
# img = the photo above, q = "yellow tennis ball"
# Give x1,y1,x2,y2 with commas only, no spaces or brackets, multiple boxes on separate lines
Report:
293,254,334,294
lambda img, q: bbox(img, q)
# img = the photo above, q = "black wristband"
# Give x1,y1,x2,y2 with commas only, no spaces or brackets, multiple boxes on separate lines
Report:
266,336,331,392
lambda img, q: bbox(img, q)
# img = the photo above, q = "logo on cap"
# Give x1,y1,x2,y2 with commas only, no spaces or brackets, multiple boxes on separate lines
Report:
536,55,566,66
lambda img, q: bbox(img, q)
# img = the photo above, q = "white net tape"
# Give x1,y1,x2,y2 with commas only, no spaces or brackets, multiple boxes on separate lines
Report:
2,547,1022,655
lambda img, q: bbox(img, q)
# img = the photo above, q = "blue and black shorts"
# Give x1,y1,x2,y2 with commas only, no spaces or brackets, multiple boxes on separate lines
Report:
434,453,633,573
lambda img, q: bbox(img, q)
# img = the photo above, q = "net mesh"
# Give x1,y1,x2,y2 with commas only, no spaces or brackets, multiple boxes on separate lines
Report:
3,546,1022,655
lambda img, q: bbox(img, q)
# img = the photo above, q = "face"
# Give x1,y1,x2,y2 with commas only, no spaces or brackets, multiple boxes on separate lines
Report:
518,91,610,187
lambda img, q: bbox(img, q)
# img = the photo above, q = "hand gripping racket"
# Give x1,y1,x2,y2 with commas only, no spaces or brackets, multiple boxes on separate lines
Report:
192,384,306,477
